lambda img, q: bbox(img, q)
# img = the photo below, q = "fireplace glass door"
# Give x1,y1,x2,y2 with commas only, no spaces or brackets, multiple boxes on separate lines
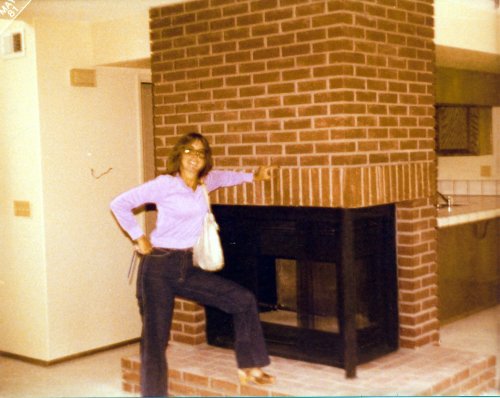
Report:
206,205,398,371
260,258,375,333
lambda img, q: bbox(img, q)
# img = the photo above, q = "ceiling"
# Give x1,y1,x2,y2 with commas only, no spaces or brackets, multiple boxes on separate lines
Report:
15,0,497,22
18,0,183,22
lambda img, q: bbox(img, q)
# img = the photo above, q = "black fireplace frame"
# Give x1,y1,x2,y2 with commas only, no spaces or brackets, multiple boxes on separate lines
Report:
206,204,399,378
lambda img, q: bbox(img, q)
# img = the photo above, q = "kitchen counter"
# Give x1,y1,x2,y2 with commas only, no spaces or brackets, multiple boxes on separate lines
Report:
437,195,500,228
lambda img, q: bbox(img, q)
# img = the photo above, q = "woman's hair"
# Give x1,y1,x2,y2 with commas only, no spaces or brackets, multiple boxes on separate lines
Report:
165,132,213,178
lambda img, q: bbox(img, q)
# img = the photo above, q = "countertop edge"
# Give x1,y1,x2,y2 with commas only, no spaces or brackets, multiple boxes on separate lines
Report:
436,209,499,228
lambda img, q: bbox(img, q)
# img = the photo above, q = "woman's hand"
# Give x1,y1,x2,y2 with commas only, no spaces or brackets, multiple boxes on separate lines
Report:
135,235,153,255
254,166,276,182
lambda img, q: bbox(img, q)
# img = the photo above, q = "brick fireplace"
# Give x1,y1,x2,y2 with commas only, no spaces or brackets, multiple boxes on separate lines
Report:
120,1,499,394
149,0,438,351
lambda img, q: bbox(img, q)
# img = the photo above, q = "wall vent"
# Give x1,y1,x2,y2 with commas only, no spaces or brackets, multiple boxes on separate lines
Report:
1,29,25,58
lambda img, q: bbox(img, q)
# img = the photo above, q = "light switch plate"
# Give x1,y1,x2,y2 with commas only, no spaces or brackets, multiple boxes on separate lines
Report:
14,200,31,217
70,68,96,87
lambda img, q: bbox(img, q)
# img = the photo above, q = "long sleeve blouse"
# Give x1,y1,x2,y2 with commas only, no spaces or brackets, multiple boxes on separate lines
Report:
110,170,253,249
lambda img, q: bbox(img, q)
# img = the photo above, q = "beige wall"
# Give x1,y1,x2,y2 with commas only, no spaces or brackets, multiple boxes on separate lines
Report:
0,17,148,361
91,13,150,66
35,17,148,360
435,0,499,54
0,20,50,360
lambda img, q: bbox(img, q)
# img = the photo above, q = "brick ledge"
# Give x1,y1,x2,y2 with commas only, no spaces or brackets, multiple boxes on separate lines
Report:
122,342,497,396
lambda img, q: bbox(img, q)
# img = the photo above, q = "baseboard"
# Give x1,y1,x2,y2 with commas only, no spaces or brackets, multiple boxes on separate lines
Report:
0,337,140,366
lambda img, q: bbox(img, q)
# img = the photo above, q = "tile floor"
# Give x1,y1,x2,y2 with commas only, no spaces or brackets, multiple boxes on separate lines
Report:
439,304,500,390
0,305,498,397
0,344,139,398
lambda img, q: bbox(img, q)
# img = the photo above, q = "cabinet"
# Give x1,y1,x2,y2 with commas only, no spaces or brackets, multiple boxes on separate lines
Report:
436,105,492,156
438,218,499,323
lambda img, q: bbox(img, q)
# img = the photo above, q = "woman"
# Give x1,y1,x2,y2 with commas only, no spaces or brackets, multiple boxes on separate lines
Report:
110,132,275,397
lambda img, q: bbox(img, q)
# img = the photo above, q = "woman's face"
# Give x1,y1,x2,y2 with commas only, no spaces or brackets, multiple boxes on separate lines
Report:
179,139,206,176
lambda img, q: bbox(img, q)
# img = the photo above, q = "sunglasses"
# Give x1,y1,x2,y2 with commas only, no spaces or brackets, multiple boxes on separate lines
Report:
183,146,206,159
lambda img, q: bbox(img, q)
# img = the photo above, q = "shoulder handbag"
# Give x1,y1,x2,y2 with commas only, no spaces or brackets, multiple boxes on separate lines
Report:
193,184,224,272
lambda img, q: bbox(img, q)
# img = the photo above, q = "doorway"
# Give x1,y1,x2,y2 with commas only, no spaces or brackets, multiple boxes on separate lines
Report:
140,82,156,234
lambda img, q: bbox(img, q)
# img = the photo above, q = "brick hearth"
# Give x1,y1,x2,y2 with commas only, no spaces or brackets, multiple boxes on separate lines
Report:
122,342,497,396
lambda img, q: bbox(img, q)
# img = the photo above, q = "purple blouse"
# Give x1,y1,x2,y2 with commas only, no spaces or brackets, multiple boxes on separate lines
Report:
110,170,253,249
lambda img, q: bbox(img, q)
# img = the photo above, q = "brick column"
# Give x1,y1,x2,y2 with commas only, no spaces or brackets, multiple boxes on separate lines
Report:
149,0,438,348
396,198,439,348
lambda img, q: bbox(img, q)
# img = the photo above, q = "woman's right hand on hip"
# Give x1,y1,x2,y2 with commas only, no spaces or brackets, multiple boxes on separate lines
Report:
135,235,153,255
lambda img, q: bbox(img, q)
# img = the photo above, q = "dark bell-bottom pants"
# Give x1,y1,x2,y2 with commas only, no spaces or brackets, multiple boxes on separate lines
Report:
136,249,270,397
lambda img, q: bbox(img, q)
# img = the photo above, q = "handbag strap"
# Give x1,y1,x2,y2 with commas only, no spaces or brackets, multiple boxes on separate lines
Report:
128,250,139,285
200,184,213,214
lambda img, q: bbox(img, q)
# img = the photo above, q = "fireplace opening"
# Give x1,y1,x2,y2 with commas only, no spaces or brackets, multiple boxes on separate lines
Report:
206,205,398,377
259,258,375,332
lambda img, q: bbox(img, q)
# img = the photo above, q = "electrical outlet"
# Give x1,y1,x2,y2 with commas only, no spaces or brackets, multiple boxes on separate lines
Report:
14,200,31,217
480,165,492,177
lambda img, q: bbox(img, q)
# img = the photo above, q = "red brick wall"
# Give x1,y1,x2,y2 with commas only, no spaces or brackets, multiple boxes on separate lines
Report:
149,0,437,349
